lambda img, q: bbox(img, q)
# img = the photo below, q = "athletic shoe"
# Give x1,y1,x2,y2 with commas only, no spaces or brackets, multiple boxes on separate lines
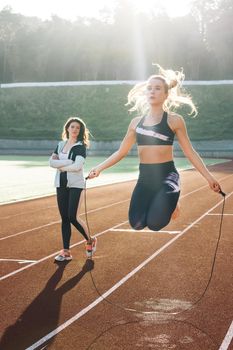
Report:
54,249,72,262
85,237,97,258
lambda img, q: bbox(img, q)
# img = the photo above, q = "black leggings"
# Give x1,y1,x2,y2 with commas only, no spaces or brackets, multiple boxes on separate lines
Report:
129,161,180,231
56,187,89,249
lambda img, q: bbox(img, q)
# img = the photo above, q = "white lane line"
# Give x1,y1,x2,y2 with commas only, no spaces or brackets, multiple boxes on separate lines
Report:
0,220,128,281
0,199,129,241
1,185,232,281
0,221,60,241
0,204,57,221
179,173,232,199
110,228,181,234
84,199,129,214
1,173,232,241
0,258,37,264
0,199,129,221
207,214,233,216
25,190,233,350
219,320,233,350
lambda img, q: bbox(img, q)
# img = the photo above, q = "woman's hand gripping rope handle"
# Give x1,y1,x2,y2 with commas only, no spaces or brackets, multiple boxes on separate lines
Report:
219,189,226,197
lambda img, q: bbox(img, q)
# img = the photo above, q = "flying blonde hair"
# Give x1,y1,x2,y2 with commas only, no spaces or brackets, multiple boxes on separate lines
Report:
127,64,197,117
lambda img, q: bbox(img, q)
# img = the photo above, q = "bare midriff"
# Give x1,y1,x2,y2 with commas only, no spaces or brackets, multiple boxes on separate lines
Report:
138,145,174,164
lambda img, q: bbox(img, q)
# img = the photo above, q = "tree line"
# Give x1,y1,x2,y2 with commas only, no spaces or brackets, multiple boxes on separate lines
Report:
0,0,232,83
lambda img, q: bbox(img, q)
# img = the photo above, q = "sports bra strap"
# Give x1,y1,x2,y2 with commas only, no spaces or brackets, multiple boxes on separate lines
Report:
160,111,168,124
138,115,146,126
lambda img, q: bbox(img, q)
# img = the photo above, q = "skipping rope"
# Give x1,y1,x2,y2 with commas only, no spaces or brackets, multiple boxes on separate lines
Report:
84,177,226,317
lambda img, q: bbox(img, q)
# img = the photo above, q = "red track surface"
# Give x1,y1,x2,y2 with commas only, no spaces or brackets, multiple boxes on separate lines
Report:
0,161,233,350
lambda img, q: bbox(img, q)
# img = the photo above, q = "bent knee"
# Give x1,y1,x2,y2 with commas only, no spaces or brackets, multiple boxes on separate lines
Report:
129,218,146,231
147,218,170,231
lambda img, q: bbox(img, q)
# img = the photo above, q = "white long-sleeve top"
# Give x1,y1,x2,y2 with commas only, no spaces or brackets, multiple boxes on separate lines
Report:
49,141,86,188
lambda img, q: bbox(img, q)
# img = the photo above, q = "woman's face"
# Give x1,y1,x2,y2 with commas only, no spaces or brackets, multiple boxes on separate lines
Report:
146,78,168,106
67,121,81,139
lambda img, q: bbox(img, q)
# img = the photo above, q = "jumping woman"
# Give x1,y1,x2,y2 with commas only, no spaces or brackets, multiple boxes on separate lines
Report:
49,117,97,261
88,65,222,231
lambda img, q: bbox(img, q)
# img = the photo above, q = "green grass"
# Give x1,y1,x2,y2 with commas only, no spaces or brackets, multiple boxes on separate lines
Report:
0,85,233,141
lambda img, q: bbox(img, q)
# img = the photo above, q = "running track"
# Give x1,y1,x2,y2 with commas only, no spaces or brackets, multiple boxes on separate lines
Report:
0,161,233,350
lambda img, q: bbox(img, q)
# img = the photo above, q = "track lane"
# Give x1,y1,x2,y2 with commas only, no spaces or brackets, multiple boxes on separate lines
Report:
0,182,135,238
32,192,233,350
0,191,232,349
24,193,233,350
0,161,232,350
1,172,232,279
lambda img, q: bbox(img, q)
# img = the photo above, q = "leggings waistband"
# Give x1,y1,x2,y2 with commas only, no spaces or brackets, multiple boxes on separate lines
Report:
138,161,178,186
139,161,176,172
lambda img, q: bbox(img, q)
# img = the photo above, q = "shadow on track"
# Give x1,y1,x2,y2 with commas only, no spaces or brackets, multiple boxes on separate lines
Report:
0,259,94,350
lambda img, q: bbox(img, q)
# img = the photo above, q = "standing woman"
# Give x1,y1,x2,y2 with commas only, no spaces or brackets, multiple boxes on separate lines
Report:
50,117,97,261
88,65,222,231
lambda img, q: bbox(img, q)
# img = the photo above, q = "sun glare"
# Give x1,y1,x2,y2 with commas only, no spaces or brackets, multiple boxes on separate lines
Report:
0,0,191,20
132,0,191,17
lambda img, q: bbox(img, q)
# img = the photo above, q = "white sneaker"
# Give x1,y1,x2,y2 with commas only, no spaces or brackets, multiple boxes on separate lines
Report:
54,249,72,262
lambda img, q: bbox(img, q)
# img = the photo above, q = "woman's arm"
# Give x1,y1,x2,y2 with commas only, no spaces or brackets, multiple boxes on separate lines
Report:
49,154,73,168
88,117,139,178
173,115,221,193
59,155,85,172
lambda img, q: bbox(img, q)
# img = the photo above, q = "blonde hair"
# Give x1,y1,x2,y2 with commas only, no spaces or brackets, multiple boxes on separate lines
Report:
62,117,90,147
127,64,197,117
